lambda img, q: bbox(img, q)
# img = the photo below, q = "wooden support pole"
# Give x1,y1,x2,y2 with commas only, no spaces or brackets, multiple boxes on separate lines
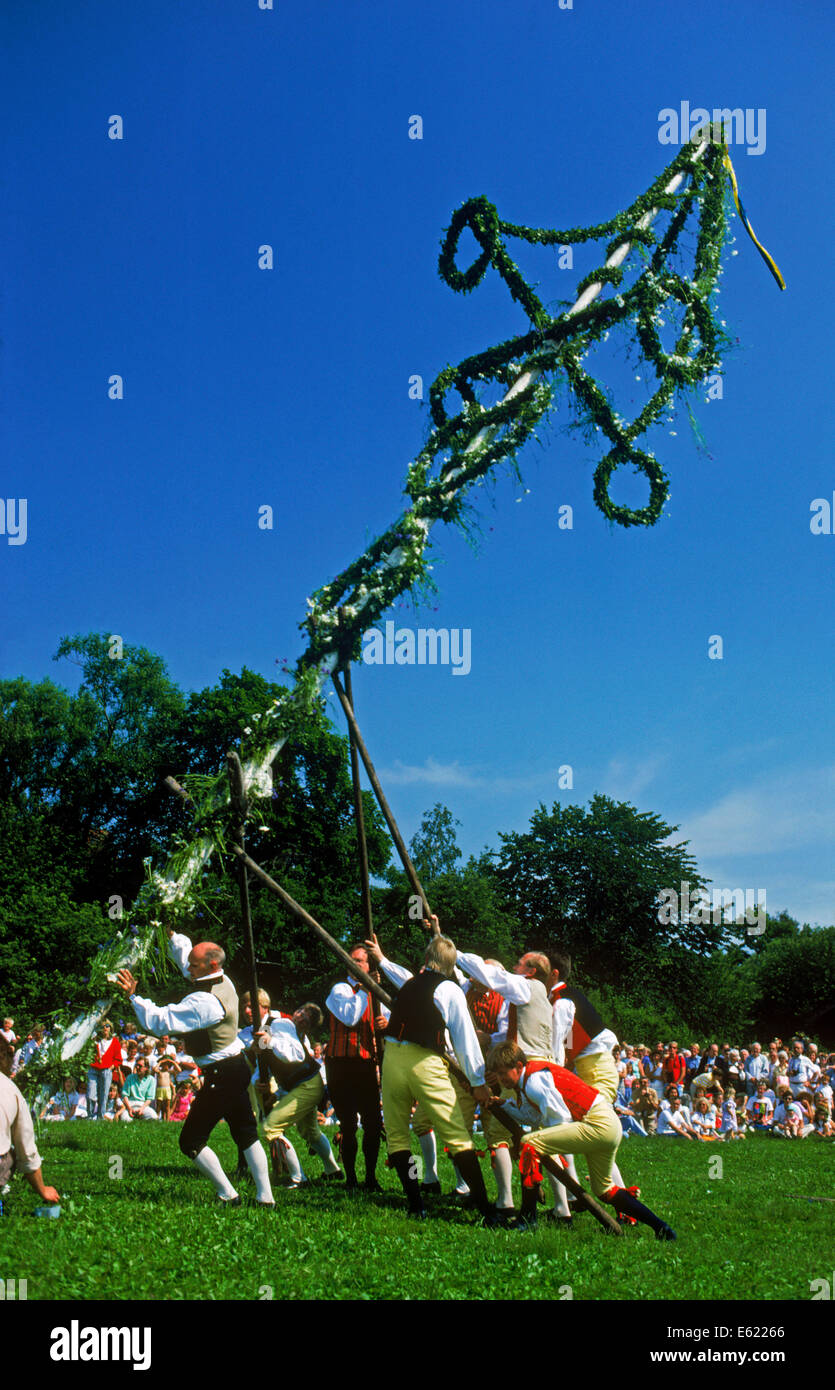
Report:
229,844,395,1011
331,669,432,923
226,752,263,1052
337,635,382,1068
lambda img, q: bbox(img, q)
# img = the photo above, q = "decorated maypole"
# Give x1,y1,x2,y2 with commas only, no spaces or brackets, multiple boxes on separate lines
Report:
38,125,782,1072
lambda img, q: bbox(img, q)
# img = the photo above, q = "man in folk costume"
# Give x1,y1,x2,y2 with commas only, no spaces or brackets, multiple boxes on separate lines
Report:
550,951,620,1099
375,933,499,1223
235,987,293,1181
256,1007,342,1186
548,949,632,1211
116,929,275,1207
365,929,486,1203
456,946,575,1219
325,943,388,1192
487,1040,676,1240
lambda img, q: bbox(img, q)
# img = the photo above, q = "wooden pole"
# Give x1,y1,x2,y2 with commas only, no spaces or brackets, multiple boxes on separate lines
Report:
226,752,263,1049
340,657,374,942
331,669,432,922
337,640,383,1070
229,844,395,1011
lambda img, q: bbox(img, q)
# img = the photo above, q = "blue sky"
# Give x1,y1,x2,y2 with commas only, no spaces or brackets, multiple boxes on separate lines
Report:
2,0,833,927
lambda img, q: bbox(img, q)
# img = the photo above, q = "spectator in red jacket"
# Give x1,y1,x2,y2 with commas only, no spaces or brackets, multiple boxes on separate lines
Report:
85,1022,123,1120
662,1041,687,1089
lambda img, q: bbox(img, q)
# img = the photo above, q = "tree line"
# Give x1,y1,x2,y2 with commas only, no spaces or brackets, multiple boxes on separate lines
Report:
1,633,832,1046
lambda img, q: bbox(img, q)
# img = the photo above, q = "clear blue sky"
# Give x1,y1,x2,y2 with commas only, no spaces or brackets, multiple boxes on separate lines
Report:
2,0,833,927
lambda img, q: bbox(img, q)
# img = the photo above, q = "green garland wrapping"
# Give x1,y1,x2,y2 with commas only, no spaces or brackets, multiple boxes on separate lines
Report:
38,135,767,1069
301,136,733,670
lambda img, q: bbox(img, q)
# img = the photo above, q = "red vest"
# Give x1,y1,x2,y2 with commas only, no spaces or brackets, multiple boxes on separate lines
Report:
468,988,504,1035
328,989,376,1061
523,1059,600,1121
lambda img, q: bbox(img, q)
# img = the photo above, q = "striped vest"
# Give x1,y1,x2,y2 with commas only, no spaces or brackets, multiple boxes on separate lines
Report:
328,987,376,1061
523,1059,600,1122
467,988,504,1035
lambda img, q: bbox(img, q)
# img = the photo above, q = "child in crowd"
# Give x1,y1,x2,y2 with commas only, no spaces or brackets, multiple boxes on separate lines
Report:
719,1087,745,1138
154,1054,176,1121
102,1082,129,1121
170,1079,194,1121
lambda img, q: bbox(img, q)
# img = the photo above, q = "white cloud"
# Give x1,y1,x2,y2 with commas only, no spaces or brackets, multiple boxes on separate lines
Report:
682,765,835,858
376,758,563,796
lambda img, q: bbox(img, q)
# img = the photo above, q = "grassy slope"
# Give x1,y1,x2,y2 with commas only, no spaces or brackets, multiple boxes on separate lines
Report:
3,1124,834,1301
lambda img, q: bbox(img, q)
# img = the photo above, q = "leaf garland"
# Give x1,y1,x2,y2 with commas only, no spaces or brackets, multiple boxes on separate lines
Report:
42,138,736,1064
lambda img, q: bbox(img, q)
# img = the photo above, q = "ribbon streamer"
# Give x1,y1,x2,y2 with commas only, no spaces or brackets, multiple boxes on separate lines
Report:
723,149,785,290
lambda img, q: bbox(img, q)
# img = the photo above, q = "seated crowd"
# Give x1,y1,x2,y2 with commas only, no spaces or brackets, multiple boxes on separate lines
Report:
3,1012,832,1140
3,1013,332,1126
612,1038,835,1140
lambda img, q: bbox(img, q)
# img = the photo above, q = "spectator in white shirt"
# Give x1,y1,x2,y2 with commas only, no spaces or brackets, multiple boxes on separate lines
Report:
657,1096,699,1138
773,1088,806,1138
744,1042,770,1095
745,1081,774,1130
787,1041,820,1097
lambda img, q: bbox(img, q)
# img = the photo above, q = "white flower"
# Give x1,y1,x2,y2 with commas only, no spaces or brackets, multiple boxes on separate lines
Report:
244,727,252,735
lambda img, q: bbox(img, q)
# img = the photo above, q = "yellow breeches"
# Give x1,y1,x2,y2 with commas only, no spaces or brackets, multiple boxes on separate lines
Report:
382,1040,474,1157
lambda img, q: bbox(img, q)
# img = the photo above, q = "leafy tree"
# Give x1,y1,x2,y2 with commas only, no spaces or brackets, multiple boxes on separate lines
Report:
490,794,721,997
748,924,835,1042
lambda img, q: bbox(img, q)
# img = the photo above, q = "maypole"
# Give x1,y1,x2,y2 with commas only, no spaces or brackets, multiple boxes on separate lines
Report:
37,127,782,1071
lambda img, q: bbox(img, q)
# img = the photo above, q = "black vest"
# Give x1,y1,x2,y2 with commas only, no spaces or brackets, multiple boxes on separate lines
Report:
387,970,447,1054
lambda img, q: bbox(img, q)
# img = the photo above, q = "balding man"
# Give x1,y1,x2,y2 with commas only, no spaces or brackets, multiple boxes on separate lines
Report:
116,928,275,1208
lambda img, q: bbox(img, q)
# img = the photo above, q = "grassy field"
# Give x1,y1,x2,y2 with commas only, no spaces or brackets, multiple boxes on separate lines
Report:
4,1123,834,1302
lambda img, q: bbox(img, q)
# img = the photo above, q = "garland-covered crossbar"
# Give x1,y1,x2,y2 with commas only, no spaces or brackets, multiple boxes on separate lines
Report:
37,131,779,1071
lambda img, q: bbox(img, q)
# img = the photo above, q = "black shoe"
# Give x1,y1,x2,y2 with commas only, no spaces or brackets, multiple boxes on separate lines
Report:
420,1180,442,1195
363,1178,383,1193
481,1206,514,1229
344,1175,359,1191
655,1222,677,1241
320,1170,343,1183
544,1212,574,1227
219,1195,241,1208
511,1213,538,1231
407,1207,428,1221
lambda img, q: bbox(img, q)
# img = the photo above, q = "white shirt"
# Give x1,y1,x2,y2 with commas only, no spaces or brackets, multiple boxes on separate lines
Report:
0,1073,42,1173
379,957,485,1087
787,1055,819,1093
325,980,391,1027
549,983,618,1063
258,1016,307,1066
129,932,243,1065
745,1053,770,1082
657,1106,690,1134
746,1094,773,1122
456,952,532,1005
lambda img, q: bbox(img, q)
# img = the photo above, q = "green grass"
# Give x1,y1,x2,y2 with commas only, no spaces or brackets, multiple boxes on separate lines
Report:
3,1125,834,1300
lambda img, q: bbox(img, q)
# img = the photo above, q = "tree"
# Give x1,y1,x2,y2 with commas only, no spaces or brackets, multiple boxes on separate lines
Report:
490,794,721,997
374,808,523,970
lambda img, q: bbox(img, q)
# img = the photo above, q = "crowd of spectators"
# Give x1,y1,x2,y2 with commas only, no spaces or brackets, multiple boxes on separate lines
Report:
612,1038,835,1140
3,1012,334,1127
3,1011,832,1141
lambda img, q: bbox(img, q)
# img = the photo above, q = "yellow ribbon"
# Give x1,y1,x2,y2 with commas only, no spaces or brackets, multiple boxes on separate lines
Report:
722,148,786,290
